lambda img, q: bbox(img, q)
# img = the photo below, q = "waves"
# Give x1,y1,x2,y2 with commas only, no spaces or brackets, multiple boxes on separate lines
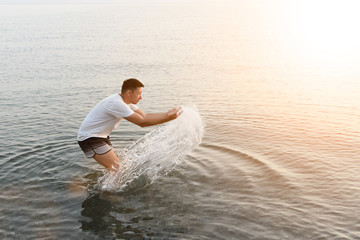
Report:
98,105,204,192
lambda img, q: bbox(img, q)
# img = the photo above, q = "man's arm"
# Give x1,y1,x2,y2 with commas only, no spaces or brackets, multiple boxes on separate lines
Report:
134,108,146,117
125,107,182,128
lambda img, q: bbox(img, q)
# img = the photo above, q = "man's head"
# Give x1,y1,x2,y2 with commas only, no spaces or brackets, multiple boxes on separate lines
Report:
121,78,144,94
121,78,144,104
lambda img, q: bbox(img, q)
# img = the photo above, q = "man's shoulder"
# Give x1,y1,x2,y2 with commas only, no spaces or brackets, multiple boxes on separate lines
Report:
102,93,123,105
103,93,132,112
103,93,118,101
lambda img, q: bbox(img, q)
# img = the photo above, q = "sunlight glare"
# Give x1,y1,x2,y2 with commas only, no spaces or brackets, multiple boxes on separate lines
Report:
296,0,360,60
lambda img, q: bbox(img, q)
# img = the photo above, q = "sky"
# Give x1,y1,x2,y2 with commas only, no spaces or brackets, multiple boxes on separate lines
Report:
0,0,117,4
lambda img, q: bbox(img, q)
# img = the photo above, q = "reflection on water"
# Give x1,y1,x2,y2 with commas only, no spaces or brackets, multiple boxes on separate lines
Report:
80,173,195,239
80,193,147,239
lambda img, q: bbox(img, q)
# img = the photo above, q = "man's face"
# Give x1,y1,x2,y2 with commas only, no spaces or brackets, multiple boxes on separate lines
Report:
129,87,143,104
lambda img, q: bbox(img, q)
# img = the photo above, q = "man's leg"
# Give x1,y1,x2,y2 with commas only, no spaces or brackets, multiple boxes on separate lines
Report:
93,149,121,171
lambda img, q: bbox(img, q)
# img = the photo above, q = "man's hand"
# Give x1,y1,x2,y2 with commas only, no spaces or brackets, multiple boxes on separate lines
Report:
167,106,183,120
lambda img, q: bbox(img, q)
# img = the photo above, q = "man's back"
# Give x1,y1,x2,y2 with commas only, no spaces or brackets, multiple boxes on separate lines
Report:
77,93,136,141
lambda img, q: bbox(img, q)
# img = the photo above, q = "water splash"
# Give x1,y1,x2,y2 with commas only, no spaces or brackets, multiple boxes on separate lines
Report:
98,105,204,192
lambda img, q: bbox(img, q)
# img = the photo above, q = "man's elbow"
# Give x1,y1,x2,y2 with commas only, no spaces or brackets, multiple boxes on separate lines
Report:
139,123,147,128
138,120,149,128
125,113,151,128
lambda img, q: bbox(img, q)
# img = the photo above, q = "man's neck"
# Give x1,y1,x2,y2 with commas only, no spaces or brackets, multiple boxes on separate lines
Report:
119,93,130,104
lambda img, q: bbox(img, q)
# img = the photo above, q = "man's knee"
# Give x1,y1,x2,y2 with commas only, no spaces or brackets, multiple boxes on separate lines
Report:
93,150,121,170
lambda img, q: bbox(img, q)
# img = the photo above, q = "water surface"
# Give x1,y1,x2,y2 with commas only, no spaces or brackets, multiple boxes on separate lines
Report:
1,1,360,239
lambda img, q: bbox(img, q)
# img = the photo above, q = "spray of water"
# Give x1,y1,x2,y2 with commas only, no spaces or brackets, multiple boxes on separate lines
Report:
98,105,204,192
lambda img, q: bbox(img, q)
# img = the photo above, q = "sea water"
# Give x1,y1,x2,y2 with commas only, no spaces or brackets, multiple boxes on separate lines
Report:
1,1,360,239
98,106,204,192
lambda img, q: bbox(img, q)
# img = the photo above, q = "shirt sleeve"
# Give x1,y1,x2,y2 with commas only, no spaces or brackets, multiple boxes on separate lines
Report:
128,104,139,111
106,101,134,118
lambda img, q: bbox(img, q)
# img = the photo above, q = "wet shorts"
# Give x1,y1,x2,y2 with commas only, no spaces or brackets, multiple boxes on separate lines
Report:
78,136,113,158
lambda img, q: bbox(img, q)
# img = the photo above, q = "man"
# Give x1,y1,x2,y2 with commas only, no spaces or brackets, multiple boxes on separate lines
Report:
77,78,182,171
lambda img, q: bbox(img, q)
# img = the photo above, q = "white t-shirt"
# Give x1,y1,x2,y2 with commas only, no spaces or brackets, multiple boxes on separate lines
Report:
77,93,138,141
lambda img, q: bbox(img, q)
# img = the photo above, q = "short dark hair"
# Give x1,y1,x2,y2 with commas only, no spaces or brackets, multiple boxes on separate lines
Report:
121,78,144,94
